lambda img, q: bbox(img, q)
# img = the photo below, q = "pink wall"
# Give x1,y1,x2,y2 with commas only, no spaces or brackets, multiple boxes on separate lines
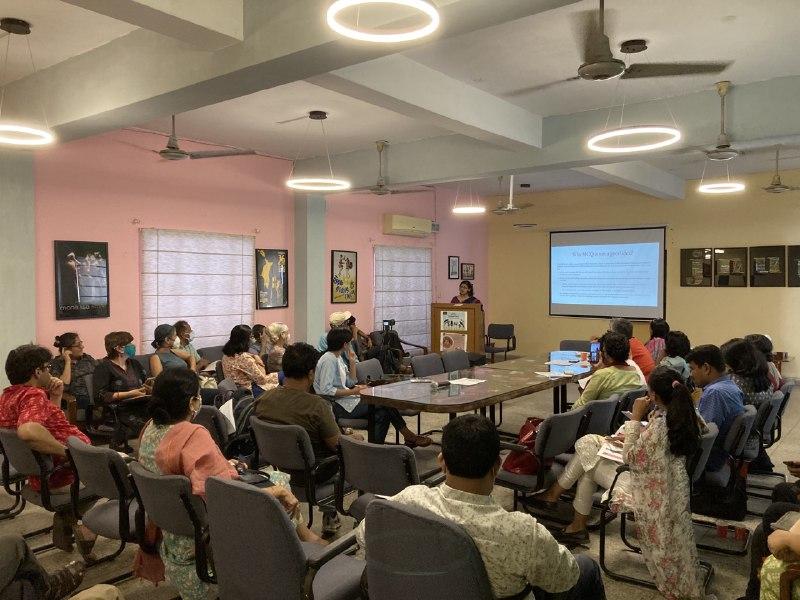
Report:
324,188,489,331
35,130,294,358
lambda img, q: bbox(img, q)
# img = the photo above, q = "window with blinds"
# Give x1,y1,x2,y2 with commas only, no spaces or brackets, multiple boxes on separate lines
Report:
140,229,255,351
373,246,432,349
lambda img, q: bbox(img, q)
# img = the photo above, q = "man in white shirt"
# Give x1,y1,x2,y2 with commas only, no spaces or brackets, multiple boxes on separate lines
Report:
356,415,606,599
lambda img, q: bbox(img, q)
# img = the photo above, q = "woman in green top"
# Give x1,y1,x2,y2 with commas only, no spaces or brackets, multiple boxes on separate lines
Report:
573,331,642,408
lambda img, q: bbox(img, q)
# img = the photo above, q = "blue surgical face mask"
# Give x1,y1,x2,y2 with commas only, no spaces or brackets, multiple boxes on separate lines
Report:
123,343,136,358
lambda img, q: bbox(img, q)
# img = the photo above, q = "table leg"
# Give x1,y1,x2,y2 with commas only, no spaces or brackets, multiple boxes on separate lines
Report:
552,387,560,414
449,413,456,421
489,404,496,424
560,384,568,413
367,405,376,444
479,407,487,417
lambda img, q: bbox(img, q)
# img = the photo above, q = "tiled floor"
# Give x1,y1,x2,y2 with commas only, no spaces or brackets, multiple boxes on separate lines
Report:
2,376,796,600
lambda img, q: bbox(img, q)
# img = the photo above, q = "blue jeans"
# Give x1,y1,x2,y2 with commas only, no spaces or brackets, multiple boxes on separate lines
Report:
534,555,606,600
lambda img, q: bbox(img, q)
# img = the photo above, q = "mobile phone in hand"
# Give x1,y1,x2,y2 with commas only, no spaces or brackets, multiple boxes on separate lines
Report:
621,410,633,420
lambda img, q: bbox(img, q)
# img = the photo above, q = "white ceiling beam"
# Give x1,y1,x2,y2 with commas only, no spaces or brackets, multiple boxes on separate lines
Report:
309,55,542,151
572,162,685,200
297,76,800,190
61,0,243,49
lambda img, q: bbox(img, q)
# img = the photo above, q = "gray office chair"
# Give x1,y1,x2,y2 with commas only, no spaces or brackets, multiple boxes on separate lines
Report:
356,359,421,438
613,386,648,428
132,354,152,377
771,380,794,444
128,461,214,583
250,417,339,527
559,340,591,352
335,435,422,522
192,405,231,455
410,353,445,377
66,437,139,567
584,394,621,436
206,476,363,600
484,324,517,362
196,345,225,363
442,349,471,372
0,444,27,521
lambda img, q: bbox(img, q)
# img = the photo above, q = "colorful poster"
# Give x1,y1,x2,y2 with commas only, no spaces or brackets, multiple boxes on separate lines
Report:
255,249,288,309
331,250,357,304
440,332,467,352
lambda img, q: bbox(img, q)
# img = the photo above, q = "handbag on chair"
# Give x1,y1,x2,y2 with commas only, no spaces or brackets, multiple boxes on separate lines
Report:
501,417,549,475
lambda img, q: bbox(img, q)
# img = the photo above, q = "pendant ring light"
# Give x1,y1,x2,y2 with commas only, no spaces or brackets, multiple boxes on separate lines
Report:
587,125,681,154
286,110,351,192
0,18,54,146
327,0,440,43
697,182,745,194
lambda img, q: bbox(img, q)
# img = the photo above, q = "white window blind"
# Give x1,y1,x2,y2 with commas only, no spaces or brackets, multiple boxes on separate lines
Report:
140,229,255,351
374,246,431,349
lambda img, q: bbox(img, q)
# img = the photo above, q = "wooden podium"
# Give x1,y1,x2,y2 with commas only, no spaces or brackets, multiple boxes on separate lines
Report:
431,303,485,354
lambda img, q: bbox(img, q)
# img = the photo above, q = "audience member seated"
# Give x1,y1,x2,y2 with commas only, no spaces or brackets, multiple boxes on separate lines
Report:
255,342,364,534
659,330,691,382
92,331,151,451
757,514,800,600
356,414,605,599
173,320,209,372
450,279,481,304
532,367,704,599
249,323,267,356
644,318,669,363
745,333,784,392
50,332,96,423
137,369,323,599
0,534,86,600
221,324,278,397
721,337,773,406
609,317,654,378
314,328,431,447
149,324,194,377
686,344,745,473
573,332,641,408
346,314,372,360
264,322,290,373
0,345,97,555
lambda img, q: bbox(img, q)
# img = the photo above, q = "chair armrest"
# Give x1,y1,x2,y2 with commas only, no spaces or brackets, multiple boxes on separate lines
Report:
510,336,517,352
311,455,340,478
400,339,429,355
499,441,527,453
423,472,446,487
606,464,630,498
306,530,359,569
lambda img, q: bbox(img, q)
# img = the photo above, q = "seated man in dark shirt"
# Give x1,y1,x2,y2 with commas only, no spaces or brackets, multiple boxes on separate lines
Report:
254,342,362,534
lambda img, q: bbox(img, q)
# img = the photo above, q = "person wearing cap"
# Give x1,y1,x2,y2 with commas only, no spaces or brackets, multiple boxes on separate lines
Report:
318,311,352,353
149,324,195,377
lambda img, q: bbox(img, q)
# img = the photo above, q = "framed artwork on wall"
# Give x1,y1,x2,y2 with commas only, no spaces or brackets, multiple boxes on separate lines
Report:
331,250,357,303
750,245,786,287
54,240,110,320
460,262,475,280
788,246,800,287
448,256,460,279
713,247,748,287
255,249,288,308
679,248,712,287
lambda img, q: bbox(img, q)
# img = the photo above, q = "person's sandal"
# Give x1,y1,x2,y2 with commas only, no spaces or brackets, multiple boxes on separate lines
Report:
45,560,85,600
73,526,97,562
525,491,559,511
404,434,433,448
51,514,75,553
552,528,590,548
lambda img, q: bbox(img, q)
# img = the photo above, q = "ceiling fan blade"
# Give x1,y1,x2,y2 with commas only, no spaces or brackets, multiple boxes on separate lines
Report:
188,149,257,159
621,62,730,79
276,115,308,125
505,76,581,97
113,139,162,155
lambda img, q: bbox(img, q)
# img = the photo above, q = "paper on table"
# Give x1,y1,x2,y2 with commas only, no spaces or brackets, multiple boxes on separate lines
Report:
545,359,572,366
449,378,485,386
534,371,571,378
218,399,237,434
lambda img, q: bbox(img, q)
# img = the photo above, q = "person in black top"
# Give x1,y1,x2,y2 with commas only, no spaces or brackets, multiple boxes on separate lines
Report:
92,331,151,450
451,280,481,304
49,333,96,421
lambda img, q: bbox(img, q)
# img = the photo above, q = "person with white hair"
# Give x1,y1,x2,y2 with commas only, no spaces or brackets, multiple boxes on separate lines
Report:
265,322,290,373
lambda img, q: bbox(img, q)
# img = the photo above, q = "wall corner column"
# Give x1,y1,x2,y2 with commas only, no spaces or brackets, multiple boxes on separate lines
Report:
293,193,326,344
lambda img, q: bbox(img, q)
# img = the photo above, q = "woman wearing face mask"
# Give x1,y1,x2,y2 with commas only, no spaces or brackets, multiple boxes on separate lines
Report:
172,320,209,371
149,324,195,377
92,331,151,451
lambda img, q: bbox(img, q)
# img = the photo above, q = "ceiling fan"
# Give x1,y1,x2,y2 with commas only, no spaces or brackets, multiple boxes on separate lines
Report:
506,0,729,97
154,115,257,160
361,140,431,195
764,146,800,193
492,175,533,215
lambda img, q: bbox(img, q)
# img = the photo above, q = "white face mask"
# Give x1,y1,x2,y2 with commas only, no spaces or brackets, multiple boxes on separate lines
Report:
172,337,181,349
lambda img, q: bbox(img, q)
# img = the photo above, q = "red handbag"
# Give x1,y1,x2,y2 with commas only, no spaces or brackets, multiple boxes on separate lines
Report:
501,417,545,475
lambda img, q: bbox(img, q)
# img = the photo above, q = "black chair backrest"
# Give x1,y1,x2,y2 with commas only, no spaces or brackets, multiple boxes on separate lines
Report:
559,339,591,352
250,417,314,471
761,391,784,436
486,324,514,340
206,476,307,600
66,436,132,499
197,345,225,363
133,354,152,377
442,349,471,372
192,406,229,451
84,373,95,406
688,423,719,484
365,499,495,600
339,435,418,495
535,405,590,459
356,358,384,384
618,387,648,412
129,461,205,538
584,394,620,435
0,428,49,477
411,353,445,377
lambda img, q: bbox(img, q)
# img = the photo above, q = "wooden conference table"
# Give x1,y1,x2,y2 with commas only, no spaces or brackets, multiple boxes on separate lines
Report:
359,351,593,443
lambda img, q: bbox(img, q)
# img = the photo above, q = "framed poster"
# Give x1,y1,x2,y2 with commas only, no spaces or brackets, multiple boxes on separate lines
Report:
788,246,800,287
713,247,748,287
440,332,468,352
680,248,712,287
750,245,786,287
448,256,460,279
255,249,288,309
54,240,110,320
460,262,475,280
440,309,468,332
331,250,357,303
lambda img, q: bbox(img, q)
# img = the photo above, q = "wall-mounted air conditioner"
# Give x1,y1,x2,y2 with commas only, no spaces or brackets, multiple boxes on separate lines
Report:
382,214,433,237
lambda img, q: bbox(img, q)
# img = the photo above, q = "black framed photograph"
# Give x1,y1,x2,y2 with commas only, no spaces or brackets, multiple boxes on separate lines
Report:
680,248,712,287
788,246,800,287
54,240,110,320
331,250,357,303
713,247,748,287
448,256,460,279
255,249,288,309
460,262,475,280
750,245,786,287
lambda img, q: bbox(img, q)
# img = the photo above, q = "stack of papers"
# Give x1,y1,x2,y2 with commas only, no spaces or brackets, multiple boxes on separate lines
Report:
449,378,485,386
218,399,237,434
597,441,625,464
534,371,571,378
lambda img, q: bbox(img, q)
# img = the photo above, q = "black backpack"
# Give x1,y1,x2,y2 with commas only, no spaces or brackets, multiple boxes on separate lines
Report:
373,330,404,374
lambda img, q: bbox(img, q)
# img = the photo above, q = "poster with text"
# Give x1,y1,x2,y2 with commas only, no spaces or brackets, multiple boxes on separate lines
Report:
331,250,357,303
255,249,288,309
54,240,110,320
440,310,468,332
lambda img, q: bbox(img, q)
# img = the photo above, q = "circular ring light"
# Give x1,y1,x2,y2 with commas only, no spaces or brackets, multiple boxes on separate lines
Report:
286,177,351,192
697,181,745,194
0,123,55,146
587,125,681,154
327,0,440,43
452,206,486,214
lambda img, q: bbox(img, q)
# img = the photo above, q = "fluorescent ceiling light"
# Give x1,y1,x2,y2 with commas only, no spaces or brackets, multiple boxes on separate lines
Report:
587,125,681,154
452,206,486,214
0,123,54,146
327,0,440,43
286,178,351,191
697,182,745,194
